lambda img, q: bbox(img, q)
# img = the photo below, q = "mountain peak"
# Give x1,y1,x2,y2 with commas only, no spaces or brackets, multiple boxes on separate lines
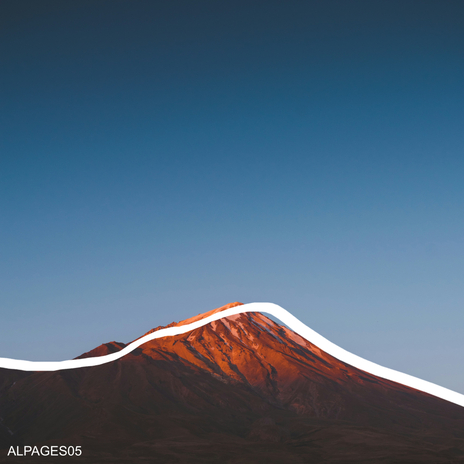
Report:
134,302,244,341
176,301,244,326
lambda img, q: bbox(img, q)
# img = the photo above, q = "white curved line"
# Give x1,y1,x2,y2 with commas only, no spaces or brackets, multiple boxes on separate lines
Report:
1,302,463,408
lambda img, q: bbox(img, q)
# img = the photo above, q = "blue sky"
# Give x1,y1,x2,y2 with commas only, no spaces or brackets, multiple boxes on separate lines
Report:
1,1,463,393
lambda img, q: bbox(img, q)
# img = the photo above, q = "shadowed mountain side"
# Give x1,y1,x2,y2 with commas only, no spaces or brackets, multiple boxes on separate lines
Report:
0,303,464,462
76,341,127,359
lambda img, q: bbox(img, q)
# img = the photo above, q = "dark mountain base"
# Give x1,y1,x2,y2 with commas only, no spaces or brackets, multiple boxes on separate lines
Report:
1,366,464,463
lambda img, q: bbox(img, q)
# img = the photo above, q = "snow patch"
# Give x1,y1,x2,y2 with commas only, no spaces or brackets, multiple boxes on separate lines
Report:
222,317,247,341
210,321,232,348
221,319,231,331
255,314,279,329
282,327,309,347
250,318,284,344
226,322,242,340
237,322,250,336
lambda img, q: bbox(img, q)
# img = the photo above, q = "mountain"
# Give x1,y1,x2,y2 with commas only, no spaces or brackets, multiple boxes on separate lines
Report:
1,302,464,463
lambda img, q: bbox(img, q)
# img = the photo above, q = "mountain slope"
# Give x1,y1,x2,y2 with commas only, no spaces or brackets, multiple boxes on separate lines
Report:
1,302,464,463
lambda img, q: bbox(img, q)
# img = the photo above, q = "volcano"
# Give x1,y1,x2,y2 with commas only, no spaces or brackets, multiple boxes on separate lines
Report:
1,302,464,463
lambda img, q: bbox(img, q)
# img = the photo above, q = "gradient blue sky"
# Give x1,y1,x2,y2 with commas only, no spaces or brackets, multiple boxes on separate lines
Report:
1,1,463,393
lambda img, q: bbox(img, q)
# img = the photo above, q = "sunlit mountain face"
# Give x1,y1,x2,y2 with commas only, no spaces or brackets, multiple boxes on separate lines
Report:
1,303,464,463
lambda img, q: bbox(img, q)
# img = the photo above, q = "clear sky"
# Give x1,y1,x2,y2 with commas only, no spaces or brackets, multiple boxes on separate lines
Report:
1,1,463,393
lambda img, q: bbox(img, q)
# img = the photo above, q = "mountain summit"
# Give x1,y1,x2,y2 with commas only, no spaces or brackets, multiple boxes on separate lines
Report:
1,303,464,462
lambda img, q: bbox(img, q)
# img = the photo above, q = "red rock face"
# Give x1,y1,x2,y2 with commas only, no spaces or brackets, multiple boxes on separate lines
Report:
132,303,464,426
1,302,464,463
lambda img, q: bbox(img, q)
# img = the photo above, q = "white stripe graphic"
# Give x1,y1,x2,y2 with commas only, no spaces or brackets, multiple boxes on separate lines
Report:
1,302,463,407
